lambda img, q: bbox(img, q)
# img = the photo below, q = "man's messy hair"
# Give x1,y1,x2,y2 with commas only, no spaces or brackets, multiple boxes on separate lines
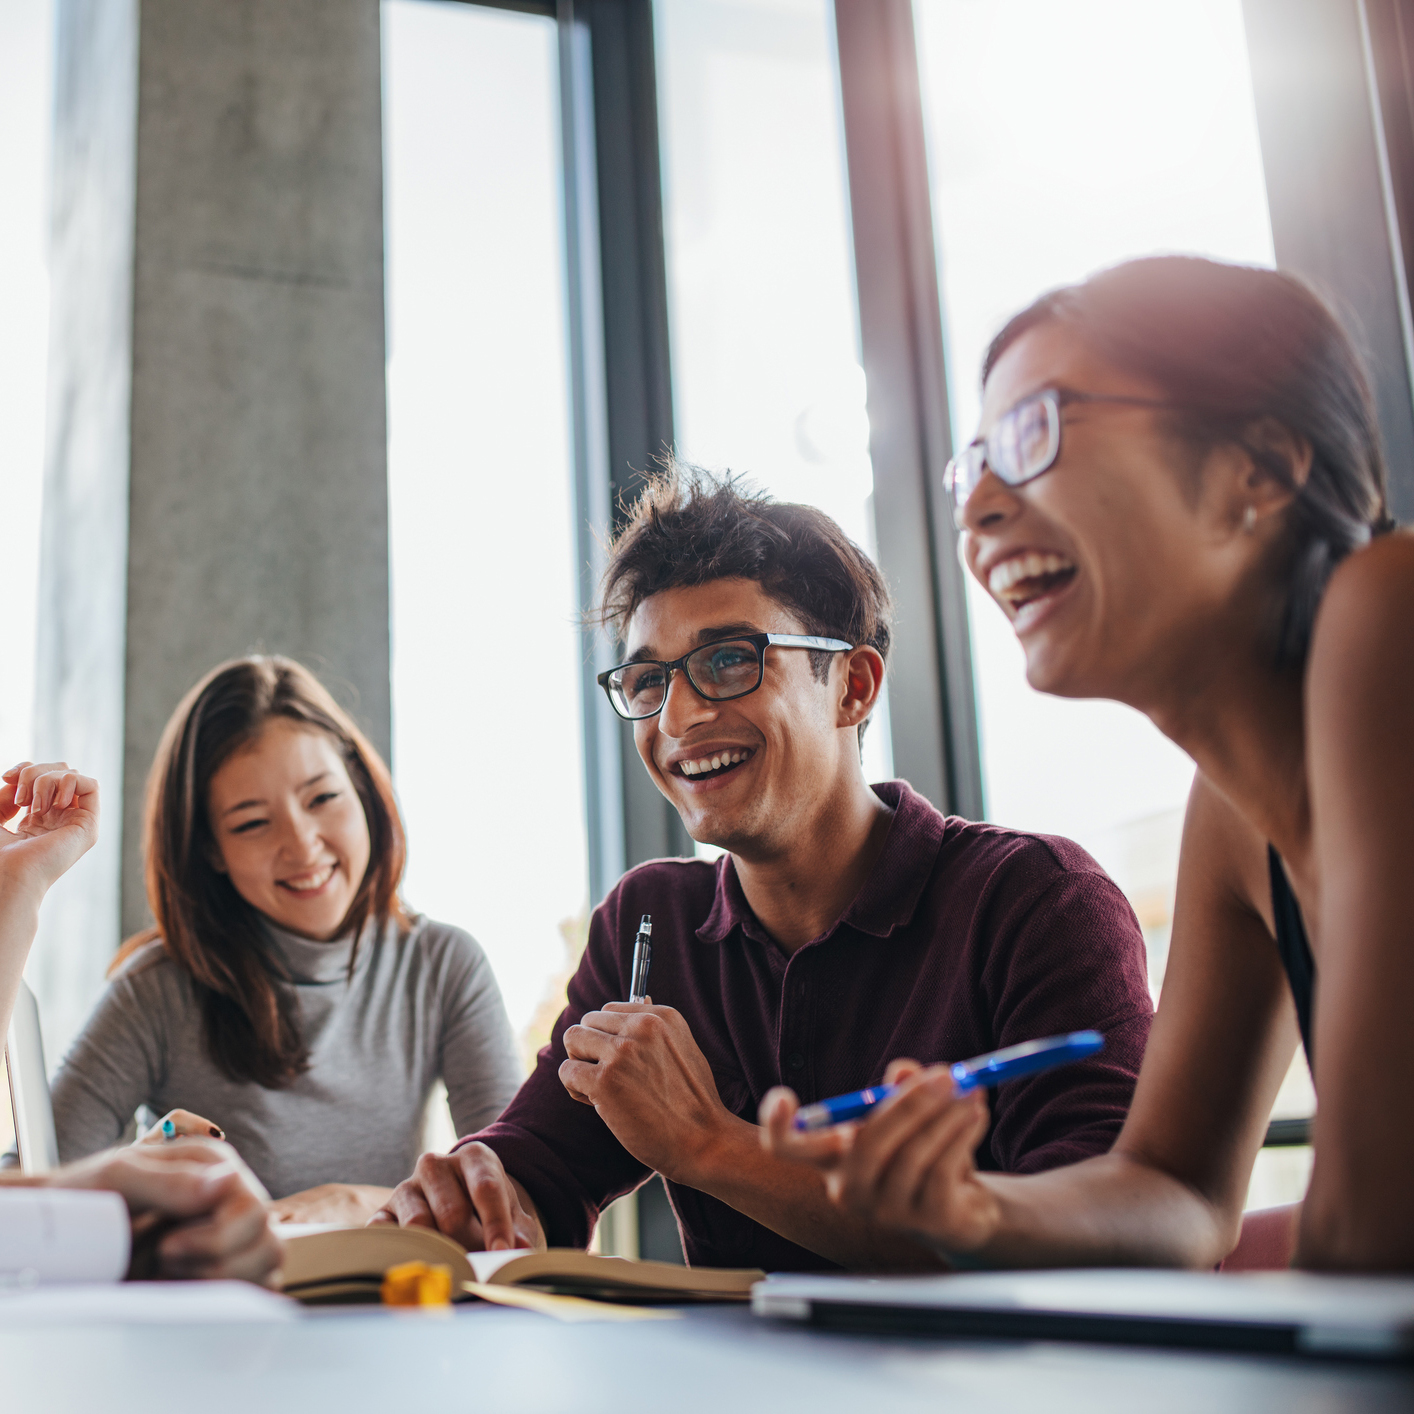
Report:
596,461,893,737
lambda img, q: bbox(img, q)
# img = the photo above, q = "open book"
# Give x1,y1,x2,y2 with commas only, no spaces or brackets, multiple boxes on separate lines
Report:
277,1225,763,1305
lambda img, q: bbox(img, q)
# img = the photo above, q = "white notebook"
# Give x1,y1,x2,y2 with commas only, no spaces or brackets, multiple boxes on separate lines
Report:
0,1188,129,1284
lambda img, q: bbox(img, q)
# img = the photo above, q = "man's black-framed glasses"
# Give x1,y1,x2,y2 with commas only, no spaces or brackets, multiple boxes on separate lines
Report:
943,388,1178,523
597,633,853,721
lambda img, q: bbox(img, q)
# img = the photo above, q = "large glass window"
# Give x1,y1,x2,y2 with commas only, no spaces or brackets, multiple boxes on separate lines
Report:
655,0,892,787
914,0,1312,1203
0,0,53,771
0,0,53,1157
383,0,588,1074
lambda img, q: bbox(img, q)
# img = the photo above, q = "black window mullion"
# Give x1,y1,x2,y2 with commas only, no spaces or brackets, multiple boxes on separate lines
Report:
833,0,983,819
557,0,692,903
1243,0,1414,524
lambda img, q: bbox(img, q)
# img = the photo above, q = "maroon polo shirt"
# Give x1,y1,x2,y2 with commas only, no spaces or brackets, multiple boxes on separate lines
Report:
472,781,1152,1271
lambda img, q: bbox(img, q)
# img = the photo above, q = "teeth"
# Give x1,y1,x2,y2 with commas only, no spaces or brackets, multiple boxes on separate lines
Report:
283,864,335,891
988,551,1075,598
680,750,750,777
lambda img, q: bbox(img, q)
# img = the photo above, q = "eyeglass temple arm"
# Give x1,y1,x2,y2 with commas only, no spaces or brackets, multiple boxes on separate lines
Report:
764,634,853,651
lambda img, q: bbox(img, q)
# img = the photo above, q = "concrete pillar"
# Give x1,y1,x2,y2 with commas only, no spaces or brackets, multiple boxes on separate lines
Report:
35,0,390,1059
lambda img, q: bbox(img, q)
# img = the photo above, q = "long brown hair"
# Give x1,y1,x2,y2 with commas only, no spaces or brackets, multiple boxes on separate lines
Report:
116,656,408,1087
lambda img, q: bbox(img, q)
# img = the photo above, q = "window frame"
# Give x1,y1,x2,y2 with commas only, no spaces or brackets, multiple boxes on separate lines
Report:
450,0,1414,1190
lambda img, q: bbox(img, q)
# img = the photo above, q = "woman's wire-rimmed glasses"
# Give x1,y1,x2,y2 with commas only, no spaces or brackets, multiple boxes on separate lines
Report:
598,633,853,721
944,388,1178,524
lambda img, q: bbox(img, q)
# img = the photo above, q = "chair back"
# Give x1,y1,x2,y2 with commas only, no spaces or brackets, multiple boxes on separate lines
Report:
1220,1203,1301,1271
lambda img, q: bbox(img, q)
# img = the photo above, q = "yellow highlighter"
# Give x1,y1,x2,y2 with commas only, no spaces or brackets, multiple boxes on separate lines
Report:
382,1260,454,1307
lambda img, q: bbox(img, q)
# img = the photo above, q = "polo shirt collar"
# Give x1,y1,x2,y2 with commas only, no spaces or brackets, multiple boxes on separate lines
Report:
694,780,948,947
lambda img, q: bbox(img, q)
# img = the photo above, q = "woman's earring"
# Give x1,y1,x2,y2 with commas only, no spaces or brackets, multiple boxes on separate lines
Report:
1243,505,1257,533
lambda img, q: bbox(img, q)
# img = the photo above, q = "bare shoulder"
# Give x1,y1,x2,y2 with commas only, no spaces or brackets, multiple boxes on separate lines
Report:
1305,531,1414,848
1310,531,1414,677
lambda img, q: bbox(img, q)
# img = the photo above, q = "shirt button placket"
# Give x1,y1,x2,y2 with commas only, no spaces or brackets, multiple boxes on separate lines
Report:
781,958,810,1096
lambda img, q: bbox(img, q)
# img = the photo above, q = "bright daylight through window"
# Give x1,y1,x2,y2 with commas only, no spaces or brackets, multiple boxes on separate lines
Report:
0,0,53,1159
915,0,1313,1204
655,0,894,793
383,0,589,1095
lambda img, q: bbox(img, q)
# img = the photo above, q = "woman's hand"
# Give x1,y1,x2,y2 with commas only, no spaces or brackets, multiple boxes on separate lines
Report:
760,1059,1002,1257
0,762,100,899
138,1109,226,1144
269,1183,393,1227
48,1139,283,1284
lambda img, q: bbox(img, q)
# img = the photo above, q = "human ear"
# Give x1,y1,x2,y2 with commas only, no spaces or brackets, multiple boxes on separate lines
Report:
836,646,885,729
1233,416,1312,529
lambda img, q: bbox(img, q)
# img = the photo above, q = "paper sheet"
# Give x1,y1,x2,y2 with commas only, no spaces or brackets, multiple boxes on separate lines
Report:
461,1282,677,1323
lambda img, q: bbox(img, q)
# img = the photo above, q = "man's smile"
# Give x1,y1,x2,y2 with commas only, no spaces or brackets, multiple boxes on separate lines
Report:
664,744,758,791
675,748,755,778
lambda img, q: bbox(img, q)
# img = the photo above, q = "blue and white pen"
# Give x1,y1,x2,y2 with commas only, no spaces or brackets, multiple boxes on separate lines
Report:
791,1030,1105,1131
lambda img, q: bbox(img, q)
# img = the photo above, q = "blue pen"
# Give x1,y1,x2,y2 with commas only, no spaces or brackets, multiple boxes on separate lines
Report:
161,1117,177,1142
791,1030,1105,1131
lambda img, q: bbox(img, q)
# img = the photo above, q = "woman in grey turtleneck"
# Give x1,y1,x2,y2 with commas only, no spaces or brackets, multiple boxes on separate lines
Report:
49,656,522,1221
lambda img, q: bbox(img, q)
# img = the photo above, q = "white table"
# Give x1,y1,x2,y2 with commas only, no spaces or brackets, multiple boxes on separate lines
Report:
6,1302,1412,1413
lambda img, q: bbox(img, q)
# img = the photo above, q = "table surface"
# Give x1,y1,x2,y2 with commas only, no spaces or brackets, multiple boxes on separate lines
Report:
5,1301,1413,1414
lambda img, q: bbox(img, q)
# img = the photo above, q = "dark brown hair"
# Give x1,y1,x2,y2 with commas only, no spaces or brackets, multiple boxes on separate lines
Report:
597,461,893,738
114,655,408,1087
984,256,1395,666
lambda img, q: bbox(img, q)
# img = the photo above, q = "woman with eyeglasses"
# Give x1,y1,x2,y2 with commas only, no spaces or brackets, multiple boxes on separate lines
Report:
48,655,523,1225
762,255,1413,1272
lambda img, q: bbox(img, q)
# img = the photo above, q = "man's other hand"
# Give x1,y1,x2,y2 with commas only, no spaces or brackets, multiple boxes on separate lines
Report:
369,1143,544,1252
559,1001,744,1183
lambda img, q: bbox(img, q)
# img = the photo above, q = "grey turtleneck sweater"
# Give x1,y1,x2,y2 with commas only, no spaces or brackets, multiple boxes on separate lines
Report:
48,914,522,1199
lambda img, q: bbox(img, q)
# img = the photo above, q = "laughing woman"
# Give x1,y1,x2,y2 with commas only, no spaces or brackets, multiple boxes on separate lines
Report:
763,256,1414,1272
50,656,522,1222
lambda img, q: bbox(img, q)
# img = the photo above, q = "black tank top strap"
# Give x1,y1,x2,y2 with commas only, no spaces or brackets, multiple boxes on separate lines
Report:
1268,845,1316,1067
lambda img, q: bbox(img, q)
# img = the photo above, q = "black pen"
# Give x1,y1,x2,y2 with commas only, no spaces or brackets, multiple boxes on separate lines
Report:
629,914,653,1003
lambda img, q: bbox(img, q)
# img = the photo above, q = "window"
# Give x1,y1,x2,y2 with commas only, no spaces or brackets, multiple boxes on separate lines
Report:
383,0,589,1071
916,0,1273,994
914,0,1313,1204
0,0,53,771
655,0,893,788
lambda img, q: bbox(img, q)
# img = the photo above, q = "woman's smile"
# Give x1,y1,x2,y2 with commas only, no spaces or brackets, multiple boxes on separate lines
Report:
986,549,1079,632
276,861,340,897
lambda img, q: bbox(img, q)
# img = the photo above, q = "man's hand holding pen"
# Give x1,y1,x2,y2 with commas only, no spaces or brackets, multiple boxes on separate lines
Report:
559,1003,749,1184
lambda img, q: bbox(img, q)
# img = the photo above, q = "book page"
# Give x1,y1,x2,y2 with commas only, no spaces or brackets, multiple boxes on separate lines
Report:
466,1248,537,1284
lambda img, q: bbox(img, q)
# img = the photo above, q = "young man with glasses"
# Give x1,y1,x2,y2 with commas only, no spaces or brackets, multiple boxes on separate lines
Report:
372,467,1153,1270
